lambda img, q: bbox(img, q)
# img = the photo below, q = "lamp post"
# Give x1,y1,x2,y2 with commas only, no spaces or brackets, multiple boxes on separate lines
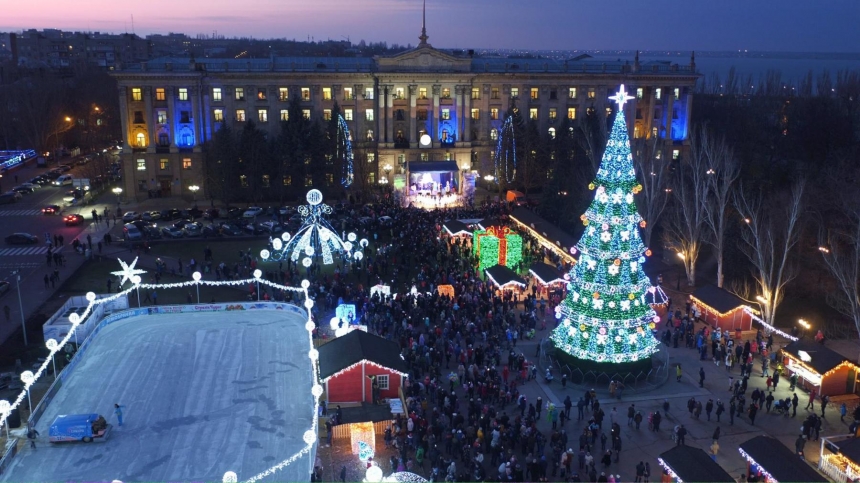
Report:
189,185,200,206
383,164,393,184
254,269,262,301
193,271,202,303
798,318,811,338
0,400,9,440
46,339,58,379
21,371,34,415
483,174,494,192
112,187,122,208
132,275,142,307
11,270,26,346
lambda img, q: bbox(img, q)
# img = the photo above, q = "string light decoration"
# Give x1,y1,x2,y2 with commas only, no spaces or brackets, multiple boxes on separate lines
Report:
821,452,860,481
737,447,778,483
509,216,577,264
473,226,523,272
494,115,517,183
111,257,147,286
744,308,798,341
350,422,376,458
320,359,410,383
657,457,684,483
261,189,356,265
549,85,659,364
0,259,321,483
485,268,526,290
337,113,355,188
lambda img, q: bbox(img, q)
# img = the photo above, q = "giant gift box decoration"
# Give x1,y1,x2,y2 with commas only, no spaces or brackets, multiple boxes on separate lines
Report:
473,226,523,272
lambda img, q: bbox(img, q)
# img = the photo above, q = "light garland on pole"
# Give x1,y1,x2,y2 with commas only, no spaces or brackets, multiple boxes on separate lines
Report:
0,260,320,483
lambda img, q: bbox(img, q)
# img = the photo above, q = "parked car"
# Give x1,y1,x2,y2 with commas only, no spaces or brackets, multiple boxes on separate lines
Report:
278,206,295,216
5,233,38,245
160,208,182,220
161,224,184,239
204,208,220,219
141,224,161,239
122,212,141,222
42,205,61,215
219,223,244,236
141,211,162,222
19,182,40,191
55,164,72,173
63,214,84,226
259,221,284,235
62,189,90,204
29,175,50,186
12,185,35,194
0,280,9,296
226,207,243,219
123,223,143,241
44,170,62,180
183,222,202,237
182,207,204,219
243,206,264,218
201,223,221,237
243,223,266,235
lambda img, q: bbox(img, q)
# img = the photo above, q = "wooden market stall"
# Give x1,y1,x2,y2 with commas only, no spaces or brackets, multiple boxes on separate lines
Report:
780,339,860,397
739,435,827,483
442,220,473,238
690,284,756,331
658,445,734,483
528,262,567,299
319,330,409,404
819,435,860,482
484,264,526,292
510,207,578,265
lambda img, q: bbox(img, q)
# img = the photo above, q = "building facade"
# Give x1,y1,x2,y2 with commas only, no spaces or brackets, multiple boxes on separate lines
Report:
111,29,699,201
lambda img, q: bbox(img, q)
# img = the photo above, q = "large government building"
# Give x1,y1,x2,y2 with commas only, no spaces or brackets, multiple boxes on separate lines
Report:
111,20,699,201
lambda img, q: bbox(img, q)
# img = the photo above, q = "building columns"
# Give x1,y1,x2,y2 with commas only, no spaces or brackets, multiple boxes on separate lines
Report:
144,86,155,153
118,86,131,153
167,87,178,153
191,86,203,152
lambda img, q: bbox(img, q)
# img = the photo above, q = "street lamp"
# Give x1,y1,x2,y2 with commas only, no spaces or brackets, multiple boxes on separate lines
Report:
193,271,201,303
383,164,393,183
21,371,34,415
46,339,58,379
798,318,811,338
483,174,494,191
189,185,200,205
11,270,26,346
676,252,685,260
254,269,262,301
112,187,123,208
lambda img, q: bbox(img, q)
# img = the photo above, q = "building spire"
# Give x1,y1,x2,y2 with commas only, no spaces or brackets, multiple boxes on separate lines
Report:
418,0,430,47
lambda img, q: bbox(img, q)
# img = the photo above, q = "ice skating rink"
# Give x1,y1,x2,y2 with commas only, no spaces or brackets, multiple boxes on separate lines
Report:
2,309,314,482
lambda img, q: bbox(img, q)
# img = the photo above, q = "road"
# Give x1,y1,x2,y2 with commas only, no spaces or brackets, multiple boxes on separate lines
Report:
0,158,120,348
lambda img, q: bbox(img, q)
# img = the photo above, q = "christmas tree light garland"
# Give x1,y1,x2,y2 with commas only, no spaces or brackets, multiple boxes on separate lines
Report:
0,260,321,483
550,85,660,364
337,114,354,188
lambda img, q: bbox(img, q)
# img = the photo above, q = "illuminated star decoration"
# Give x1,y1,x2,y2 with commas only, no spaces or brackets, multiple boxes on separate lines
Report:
609,84,632,109
112,257,147,286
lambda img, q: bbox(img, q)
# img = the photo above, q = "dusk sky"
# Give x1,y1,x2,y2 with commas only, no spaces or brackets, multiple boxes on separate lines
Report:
1,0,857,52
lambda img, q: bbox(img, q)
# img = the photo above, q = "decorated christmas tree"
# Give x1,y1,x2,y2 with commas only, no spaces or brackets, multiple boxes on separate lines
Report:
550,85,660,364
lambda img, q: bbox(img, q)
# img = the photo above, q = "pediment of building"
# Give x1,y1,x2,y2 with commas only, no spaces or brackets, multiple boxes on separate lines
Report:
375,46,471,72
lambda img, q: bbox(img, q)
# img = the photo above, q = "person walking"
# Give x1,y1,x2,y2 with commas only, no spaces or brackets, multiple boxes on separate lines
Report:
806,388,817,411
821,394,830,417
676,425,687,446
715,400,724,422
114,403,125,426
796,434,806,459
699,367,705,388
705,399,714,421
635,461,645,483
27,426,39,448
748,403,758,425
676,364,682,382
340,465,347,482
792,393,799,417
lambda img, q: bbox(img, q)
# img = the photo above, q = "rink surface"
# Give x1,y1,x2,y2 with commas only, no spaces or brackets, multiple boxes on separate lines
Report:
2,309,314,483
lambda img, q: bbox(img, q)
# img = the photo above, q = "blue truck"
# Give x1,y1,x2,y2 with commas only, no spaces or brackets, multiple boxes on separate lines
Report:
48,413,111,443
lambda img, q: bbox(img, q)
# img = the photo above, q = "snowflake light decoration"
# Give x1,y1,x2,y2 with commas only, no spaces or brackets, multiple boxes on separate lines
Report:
261,189,356,265
111,257,147,286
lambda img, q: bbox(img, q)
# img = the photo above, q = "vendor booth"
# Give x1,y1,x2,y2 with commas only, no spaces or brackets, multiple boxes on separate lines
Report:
442,220,473,238
689,284,755,331
658,445,734,483
319,330,409,404
819,435,860,482
780,339,860,397
739,435,827,483
484,264,526,291
528,262,567,299
510,207,579,264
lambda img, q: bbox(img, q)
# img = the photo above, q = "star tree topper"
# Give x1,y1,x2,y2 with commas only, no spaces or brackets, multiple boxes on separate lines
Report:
112,257,147,286
609,84,632,109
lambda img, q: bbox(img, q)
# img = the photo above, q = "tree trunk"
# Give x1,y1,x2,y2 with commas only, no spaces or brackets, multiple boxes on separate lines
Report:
716,259,724,288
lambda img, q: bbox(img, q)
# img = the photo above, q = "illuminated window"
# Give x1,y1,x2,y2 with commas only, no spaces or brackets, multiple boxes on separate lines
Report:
280,110,289,121
418,87,427,100
491,87,500,99
445,152,452,161
159,159,169,170
441,87,451,99
135,133,146,147
213,109,223,122
304,155,311,165
344,108,353,121
282,175,292,186
262,174,270,188
490,129,498,141
156,110,167,124
672,149,680,160
236,109,246,122
490,108,499,120
212,88,222,101
136,159,146,170
655,88,662,100
548,127,556,139
420,153,429,161
510,87,519,99
326,173,334,186
301,88,310,101
674,88,681,99
366,130,374,141
304,175,313,187
367,153,376,163
302,109,311,120
323,109,332,121
257,89,266,100
395,87,404,99
235,88,245,101
178,88,188,101
568,87,577,99
634,125,642,138
279,87,289,101
636,88,643,99
258,109,268,123
365,109,374,121
471,87,480,100
183,158,192,170
549,108,557,120
322,87,332,100
530,87,539,100
471,109,480,120
567,107,577,120
364,87,374,100
652,127,658,138
240,175,248,187
155,88,166,101
131,88,142,101
368,172,376,184
529,108,538,120
606,107,612,117
441,109,450,120
343,87,353,100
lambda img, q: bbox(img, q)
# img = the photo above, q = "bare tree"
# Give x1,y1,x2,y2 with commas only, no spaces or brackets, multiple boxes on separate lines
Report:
702,132,740,288
663,129,711,286
632,136,670,247
733,182,805,326
819,212,860,339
